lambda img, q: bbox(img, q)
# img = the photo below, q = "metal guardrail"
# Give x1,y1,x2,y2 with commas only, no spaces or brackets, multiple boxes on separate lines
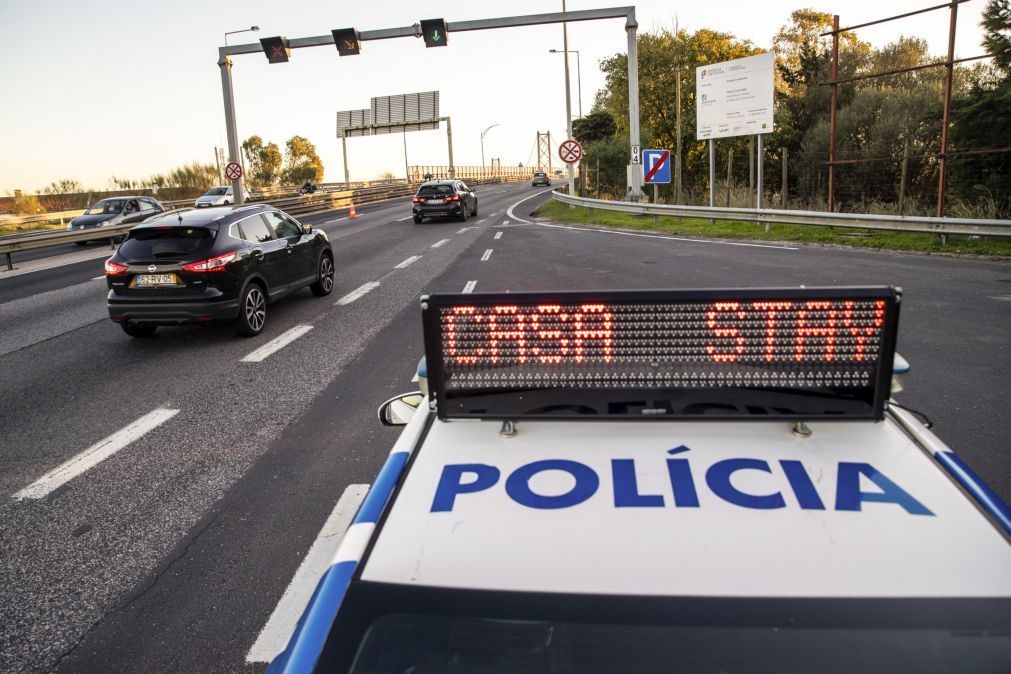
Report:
551,192,1011,238
0,176,525,270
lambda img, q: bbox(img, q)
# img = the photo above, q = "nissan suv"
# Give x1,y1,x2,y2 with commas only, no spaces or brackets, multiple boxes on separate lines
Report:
532,171,551,187
105,205,333,338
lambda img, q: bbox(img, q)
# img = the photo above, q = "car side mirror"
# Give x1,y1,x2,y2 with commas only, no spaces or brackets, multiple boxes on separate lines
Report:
378,392,425,426
302,224,312,234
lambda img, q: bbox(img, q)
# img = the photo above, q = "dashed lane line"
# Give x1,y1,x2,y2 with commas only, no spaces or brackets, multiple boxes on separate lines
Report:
246,484,370,663
335,282,380,306
394,255,421,269
431,239,451,248
13,408,180,500
395,216,413,222
463,280,477,294
481,249,493,262
494,232,502,240
241,325,314,363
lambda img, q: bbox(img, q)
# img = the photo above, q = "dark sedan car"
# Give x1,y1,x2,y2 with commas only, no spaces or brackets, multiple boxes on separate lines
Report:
69,196,165,244
411,181,478,223
105,204,333,337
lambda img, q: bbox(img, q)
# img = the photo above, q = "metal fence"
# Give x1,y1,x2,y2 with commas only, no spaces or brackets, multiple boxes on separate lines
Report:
551,190,1011,238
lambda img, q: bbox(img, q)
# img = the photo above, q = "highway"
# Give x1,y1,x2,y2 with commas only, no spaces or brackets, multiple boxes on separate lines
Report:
0,179,1008,672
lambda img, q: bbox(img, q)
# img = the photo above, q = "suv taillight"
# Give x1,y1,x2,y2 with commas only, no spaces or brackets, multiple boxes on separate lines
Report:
413,197,425,203
445,194,461,201
104,259,127,276
180,251,236,272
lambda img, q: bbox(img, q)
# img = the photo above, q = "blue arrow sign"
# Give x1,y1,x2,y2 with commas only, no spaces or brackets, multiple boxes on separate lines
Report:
643,149,671,184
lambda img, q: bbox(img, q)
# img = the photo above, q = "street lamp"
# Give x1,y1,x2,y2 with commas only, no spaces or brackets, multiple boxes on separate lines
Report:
480,123,500,167
549,49,582,118
225,25,259,46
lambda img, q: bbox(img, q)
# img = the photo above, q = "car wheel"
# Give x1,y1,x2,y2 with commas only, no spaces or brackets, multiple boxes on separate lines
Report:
236,282,267,336
223,200,230,205
310,253,335,297
458,206,468,223
75,241,89,246
121,322,157,338
413,216,423,224
471,201,478,217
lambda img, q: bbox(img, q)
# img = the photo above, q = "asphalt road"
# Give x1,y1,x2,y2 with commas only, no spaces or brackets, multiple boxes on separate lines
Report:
0,180,1007,672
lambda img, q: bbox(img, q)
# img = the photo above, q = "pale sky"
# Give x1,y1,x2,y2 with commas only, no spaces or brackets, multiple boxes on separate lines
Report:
0,0,989,193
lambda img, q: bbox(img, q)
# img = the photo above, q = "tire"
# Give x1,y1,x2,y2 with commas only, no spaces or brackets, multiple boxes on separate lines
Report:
413,216,423,224
458,206,468,223
471,201,478,217
76,240,89,246
236,282,267,336
310,253,335,297
121,322,157,338
223,200,230,205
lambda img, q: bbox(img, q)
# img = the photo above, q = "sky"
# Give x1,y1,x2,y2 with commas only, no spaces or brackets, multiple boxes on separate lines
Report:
0,0,991,193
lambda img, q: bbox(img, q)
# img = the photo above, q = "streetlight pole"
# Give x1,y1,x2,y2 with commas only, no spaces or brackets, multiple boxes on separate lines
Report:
480,123,500,167
224,25,259,46
549,49,581,118
561,0,575,200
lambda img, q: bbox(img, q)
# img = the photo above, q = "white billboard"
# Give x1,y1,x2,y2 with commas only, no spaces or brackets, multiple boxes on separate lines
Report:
696,52,775,140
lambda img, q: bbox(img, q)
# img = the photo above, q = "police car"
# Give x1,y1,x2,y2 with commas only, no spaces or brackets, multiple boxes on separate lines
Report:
270,287,1011,673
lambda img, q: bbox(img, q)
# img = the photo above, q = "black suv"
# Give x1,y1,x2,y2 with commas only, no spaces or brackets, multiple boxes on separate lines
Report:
412,181,478,223
531,172,551,187
105,205,334,338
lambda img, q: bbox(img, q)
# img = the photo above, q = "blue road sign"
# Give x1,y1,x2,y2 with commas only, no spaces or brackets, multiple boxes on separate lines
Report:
643,149,671,184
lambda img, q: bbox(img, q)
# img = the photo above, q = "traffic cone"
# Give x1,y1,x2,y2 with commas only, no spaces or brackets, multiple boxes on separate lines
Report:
349,202,359,219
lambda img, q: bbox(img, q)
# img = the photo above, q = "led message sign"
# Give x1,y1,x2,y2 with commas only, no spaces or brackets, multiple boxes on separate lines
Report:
422,288,900,420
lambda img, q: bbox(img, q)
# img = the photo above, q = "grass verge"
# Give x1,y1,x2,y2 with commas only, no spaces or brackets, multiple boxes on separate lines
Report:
533,200,1011,257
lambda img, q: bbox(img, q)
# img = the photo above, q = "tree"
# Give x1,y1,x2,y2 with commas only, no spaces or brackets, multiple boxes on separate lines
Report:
242,135,283,187
281,136,324,184
982,0,1011,72
43,179,84,195
572,109,617,144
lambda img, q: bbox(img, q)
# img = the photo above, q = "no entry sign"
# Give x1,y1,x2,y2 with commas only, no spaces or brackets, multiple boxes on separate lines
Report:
558,139,583,164
225,162,243,181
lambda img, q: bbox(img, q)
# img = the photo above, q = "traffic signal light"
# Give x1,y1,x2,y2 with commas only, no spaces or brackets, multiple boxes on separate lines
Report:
420,19,448,47
332,28,360,56
260,36,290,64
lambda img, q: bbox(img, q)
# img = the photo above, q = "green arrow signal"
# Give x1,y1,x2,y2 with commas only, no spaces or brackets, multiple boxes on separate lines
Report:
431,30,442,42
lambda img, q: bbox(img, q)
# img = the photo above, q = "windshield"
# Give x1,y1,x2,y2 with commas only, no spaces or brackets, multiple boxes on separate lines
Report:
349,614,1011,674
534,172,547,177
85,199,126,215
118,227,215,259
204,187,229,196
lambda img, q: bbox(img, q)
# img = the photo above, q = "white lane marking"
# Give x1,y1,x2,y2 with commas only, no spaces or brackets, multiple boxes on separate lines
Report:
502,220,510,226
322,217,349,225
91,275,105,280
462,280,477,294
481,249,493,262
335,281,380,306
14,408,180,499
457,227,477,234
431,238,451,248
246,484,370,664
395,216,413,222
494,232,503,240
988,295,1011,302
394,255,421,269
241,325,314,363
505,187,555,224
534,222,798,250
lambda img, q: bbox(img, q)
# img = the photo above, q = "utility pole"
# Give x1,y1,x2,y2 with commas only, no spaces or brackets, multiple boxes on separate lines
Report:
675,71,682,204
562,0,575,200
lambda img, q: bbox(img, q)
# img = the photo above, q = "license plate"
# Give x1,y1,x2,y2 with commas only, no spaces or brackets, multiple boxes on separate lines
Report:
427,198,444,204
136,274,177,286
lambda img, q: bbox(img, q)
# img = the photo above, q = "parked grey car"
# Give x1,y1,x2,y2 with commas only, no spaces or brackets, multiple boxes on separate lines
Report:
67,197,166,244
195,185,250,207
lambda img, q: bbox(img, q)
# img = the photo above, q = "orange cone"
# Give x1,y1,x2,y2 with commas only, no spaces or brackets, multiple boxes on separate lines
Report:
349,202,359,219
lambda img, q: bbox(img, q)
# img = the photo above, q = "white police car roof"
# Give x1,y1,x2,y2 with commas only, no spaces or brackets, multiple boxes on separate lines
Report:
361,414,1011,598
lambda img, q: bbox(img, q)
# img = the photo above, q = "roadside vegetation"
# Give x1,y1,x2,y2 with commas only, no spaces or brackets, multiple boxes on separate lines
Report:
533,199,1011,257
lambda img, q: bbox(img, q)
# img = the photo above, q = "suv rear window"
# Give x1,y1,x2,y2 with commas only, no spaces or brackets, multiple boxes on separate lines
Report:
534,172,547,177
119,228,215,260
417,184,456,196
